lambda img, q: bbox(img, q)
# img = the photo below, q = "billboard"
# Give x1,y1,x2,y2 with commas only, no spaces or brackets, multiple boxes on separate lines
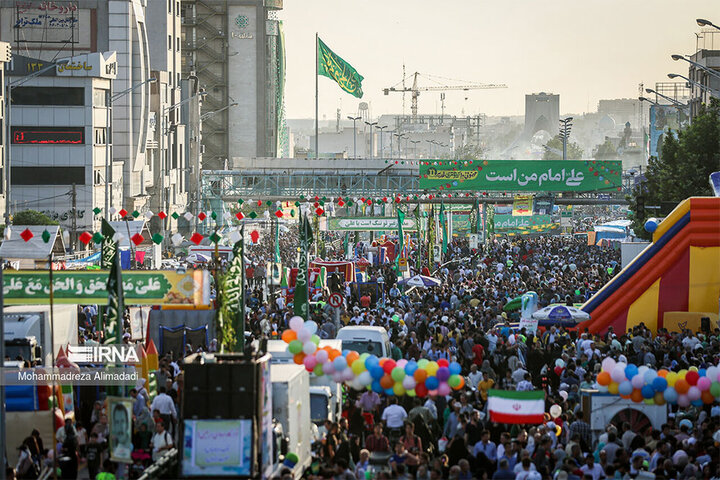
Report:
326,217,417,231
512,195,533,216
419,160,622,192
494,214,560,235
182,419,253,476
3,270,211,305
649,105,689,158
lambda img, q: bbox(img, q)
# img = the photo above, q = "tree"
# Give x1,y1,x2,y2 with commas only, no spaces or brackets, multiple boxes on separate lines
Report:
453,143,485,160
629,98,719,239
594,139,617,160
542,135,583,160
12,209,58,225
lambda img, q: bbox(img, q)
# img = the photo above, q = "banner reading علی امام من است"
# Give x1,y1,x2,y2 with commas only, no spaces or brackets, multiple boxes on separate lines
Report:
419,160,622,192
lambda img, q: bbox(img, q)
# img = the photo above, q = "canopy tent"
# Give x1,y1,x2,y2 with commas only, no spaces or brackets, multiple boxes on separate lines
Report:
531,305,590,322
310,259,355,283
397,274,441,288
0,225,65,269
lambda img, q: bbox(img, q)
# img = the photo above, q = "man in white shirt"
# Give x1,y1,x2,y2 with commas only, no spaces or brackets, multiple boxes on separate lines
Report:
381,397,407,429
467,364,483,389
150,421,174,461
150,387,177,434
579,454,605,480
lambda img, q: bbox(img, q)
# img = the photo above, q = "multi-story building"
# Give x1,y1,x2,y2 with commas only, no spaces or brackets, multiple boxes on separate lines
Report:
0,0,187,218
688,30,720,118
6,52,116,249
0,41,9,225
181,0,287,168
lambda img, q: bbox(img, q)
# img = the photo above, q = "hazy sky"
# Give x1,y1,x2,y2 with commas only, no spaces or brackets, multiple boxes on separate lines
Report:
279,0,717,120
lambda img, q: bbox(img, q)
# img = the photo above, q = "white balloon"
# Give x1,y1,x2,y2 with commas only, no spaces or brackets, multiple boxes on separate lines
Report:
303,341,317,355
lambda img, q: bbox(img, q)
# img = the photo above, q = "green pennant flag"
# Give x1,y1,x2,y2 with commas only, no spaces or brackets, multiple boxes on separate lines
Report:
343,232,349,259
439,201,448,255
101,219,117,270
395,209,405,273
428,205,436,270
470,198,479,235
317,37,364,99
221,230,245,352
105,250,124,344
274,218,281,264
294,213,313,320
414,206,422,270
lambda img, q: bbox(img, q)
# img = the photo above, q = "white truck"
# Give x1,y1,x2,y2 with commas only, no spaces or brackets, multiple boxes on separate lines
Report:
267,339,343,432
271,364,312,480
3,304,79,365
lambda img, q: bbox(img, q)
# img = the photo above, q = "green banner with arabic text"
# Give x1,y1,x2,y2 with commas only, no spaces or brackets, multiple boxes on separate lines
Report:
419,160,622,192
3,270,211,305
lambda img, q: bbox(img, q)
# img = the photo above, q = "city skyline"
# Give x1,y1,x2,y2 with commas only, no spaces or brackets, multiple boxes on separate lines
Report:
280,0,717,120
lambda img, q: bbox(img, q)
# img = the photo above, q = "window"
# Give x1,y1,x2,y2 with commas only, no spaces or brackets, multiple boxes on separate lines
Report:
11,86,84,106
12,166,85,185
168,0,172,13
94,127,106,144
93,89,107,107
12,126,85,144
94,169,103,185
176,37,180,52
168,35,172,50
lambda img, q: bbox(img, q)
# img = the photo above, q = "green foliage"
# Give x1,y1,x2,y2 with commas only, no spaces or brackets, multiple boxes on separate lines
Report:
12,210,58,225
453,143,485,161
594,139,618,160
629,99,720,238
542,135,584,160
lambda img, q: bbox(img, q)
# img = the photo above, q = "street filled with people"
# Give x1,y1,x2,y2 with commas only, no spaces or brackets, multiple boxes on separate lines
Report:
5,219,720,480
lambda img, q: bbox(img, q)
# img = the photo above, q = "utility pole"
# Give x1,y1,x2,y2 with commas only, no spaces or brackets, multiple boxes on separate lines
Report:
70,183,77,251
559,117,573,160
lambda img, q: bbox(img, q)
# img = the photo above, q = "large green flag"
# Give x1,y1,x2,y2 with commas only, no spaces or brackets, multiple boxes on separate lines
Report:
439,201,448,255
274,219,281,264
428,206,436,270
294,214,313,320
317,37,364,98
414,206,422,270
470,199,479,235
104,250,124,344
395,209,405,271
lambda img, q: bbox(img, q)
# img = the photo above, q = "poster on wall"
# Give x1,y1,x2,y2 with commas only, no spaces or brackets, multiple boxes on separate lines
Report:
182,419,252,476
512,195,533,216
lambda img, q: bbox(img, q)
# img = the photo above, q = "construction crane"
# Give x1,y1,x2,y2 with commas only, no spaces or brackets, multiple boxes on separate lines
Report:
383,71,507,119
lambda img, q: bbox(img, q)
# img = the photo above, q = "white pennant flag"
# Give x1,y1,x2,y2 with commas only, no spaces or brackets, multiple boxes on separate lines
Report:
183,212,193,222
228,229,241,244
171,233,184,246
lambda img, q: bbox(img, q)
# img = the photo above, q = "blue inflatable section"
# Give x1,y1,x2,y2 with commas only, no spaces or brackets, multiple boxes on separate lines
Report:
6,385,38,411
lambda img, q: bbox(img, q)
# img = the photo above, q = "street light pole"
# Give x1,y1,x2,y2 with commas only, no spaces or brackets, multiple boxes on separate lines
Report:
645,88,686,107
394,133,405,158
347,116,360,159
376,125,387,159
697,18,720,31
668,73,720,95
672,54,720,81
364,121,377,160
559,117,573,160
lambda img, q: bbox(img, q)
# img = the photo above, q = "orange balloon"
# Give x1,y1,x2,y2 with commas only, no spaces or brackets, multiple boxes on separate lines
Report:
329,349,341,361
452,376,465,390
346,351,360,365
323,345,333,352
380,374,394,389
293,353,305,365
281,330,297,343
630,389,643,403
597,371,611,386
657,369,668,378
674,379,690,394
701,391,714,404
620,393,631,399
379,358,388,367
414,369,428,383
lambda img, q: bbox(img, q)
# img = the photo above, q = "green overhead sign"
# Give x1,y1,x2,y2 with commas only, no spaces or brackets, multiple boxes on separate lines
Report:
419,160,622,192
326,217,417,231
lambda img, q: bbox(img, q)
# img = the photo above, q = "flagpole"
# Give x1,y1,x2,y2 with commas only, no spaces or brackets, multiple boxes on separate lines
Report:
315,32,319,160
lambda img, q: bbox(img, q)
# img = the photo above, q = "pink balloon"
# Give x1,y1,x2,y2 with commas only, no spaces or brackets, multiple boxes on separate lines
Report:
396,359,408,369
437,382,451,396
677,394,690,407
428,389,438,397
304,355,317,371
687,386,701,401
322,362,335,375
297,329,311,342
315,350,329,363
696,377,711,391
343,368,355,382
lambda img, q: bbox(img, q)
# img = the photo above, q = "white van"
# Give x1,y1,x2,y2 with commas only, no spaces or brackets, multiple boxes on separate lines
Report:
336,326,391,358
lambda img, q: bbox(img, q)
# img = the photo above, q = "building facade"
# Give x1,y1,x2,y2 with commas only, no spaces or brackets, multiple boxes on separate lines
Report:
688,30,720,118
181,0,287,168
0,41,9,225
6,52,116,248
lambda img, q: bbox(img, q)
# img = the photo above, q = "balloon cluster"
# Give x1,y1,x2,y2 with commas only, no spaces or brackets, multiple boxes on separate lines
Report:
596,357,720,407
282,316,465,396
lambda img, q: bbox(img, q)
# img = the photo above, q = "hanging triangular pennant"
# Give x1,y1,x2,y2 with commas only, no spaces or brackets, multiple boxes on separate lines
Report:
209,232,221,244
41,229,51,243
171,233,184,246
92,232,104,244
118,208,128,218
158,211,167,220
171,212,179,220
190,232,204,245
131,210,140,218
211,211,217,220
198,212,207,221
152,233,164,245
20,228,33,242
235,212,245,220
249,211,257,219
79,232,93,245
131,233,144,246
93,207,102,215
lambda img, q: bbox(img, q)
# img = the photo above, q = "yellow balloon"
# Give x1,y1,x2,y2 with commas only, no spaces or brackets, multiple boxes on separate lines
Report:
393,383,406,396
688,366,698,373
425,361,439,376
678,369,688,378
351,359,366,375
608,382,619,394
666,372,678,387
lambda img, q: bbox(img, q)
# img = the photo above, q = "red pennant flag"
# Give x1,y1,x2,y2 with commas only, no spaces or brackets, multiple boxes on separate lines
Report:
250,230,260,243
315,207,324,216
274,210,283,218
20,228,34,242
118,208,128,218
235,212,245,220
190,232,204,245
157,211,167,220
198,212,207,221
131,233,144,246
79,232,93,245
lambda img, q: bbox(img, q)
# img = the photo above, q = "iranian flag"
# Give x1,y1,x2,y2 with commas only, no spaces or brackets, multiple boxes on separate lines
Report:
487,389,545,424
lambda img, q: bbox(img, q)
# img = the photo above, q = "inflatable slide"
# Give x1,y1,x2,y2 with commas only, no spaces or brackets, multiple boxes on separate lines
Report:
580,197,720,334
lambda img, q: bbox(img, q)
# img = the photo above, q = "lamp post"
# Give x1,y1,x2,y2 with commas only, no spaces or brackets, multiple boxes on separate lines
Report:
364,121,377,159
104,77,158,216
668,73,720,96
4,63,58,225
671,54,720,81
394,133,405,158
558,117,573,160
410,140,420,159
638,96,661,106
376,125,387,159
697,18,720,31
645,88,685,107
347,116,360,159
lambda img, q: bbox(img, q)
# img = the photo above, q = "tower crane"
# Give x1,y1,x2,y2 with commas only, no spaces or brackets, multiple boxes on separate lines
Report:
383,71,507,119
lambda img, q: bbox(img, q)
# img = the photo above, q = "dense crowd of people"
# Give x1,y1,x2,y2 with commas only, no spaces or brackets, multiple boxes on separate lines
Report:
4,217,720,479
